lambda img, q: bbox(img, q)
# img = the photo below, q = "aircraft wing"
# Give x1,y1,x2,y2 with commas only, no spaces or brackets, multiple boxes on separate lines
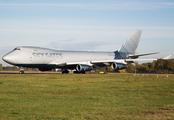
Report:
49,54,172,67
48,55,171,70
49,59,126,69
50,60,119,66
65,60,127,70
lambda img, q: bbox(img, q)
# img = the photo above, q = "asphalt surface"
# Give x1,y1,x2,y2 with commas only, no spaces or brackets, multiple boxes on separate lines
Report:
0,71,63,74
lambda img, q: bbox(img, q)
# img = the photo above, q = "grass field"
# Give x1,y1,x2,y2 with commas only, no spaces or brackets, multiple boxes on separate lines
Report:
0,73,174,119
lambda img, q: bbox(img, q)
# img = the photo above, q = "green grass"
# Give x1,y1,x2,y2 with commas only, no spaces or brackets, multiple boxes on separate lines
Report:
0,74,174,119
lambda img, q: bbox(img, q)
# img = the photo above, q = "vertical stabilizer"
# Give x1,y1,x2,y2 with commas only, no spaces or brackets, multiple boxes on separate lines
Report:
118,30,142,54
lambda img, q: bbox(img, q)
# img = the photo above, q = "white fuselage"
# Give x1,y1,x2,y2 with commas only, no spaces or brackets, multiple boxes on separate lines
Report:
3,46,115,65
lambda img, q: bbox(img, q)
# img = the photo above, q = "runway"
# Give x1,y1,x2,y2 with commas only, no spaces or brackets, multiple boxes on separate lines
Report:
0,71,108,74
0,71,64,74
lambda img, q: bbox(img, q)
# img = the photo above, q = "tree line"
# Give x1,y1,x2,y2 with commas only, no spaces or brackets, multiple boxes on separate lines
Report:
126,59,174,74
0,64,38,71
100,59,174,73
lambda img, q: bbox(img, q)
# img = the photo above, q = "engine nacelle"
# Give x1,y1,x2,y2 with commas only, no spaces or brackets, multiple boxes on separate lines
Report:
76,64,93,72
111,62,127,70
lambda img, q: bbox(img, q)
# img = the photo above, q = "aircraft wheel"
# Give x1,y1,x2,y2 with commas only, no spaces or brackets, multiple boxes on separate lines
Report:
62,71,69,74
73,71,79,74
73,71,86,74
65,71,69,74
19,71,24,74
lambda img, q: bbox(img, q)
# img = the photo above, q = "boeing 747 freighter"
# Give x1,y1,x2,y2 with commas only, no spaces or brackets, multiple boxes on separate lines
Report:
2,30,171,74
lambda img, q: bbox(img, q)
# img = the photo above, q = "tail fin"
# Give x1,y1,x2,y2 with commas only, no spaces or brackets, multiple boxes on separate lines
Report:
118,30,142,54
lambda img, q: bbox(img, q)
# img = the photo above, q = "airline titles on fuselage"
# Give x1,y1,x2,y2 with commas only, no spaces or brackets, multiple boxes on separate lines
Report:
32,52,63,59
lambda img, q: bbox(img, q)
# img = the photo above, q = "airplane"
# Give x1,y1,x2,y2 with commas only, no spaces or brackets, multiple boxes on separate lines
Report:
2,30,171,74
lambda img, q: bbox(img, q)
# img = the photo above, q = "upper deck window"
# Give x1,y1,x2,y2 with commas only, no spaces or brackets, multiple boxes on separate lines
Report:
14,48,20,50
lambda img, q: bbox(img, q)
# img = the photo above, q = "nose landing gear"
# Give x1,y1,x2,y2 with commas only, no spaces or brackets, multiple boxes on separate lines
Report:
19,67,24,74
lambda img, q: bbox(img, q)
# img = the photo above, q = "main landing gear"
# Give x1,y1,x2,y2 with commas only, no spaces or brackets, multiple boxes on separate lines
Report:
73,71,86,74
62,69,69,74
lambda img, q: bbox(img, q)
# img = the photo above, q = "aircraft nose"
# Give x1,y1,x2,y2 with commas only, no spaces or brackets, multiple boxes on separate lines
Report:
2,53,17,65
2,54,10,62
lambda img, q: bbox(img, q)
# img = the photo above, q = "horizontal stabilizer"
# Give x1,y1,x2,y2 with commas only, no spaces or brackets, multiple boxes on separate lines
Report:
127,52,160,59
126,55,172,63
125,59,157,62
162,55,172,60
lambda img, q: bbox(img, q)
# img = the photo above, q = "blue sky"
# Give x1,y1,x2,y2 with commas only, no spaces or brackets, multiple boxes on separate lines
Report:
0,0,174,66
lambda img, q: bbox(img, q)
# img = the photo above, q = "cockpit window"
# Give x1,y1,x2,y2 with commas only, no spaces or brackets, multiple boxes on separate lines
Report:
14,48,20,50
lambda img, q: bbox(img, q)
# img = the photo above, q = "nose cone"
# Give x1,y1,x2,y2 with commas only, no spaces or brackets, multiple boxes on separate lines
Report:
2,54,11,63
2,55,8,62
2,53,17,65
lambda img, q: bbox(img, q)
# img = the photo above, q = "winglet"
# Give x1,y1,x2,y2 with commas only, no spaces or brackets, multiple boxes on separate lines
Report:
162,55,172,60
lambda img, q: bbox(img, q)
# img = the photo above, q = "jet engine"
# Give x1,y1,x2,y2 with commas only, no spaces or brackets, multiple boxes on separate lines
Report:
111,62,127,70
76,64,93,72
